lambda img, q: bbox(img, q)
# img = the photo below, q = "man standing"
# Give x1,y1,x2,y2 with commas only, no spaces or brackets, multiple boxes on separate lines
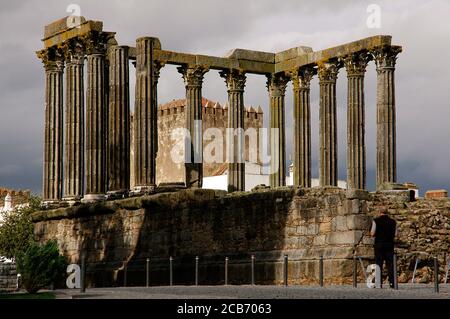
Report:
370,207,397,288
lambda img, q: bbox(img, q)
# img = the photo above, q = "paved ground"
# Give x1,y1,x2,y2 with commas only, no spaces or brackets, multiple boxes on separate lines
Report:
53,284,450,299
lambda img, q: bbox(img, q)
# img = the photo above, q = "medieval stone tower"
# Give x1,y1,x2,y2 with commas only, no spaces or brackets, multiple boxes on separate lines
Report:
130,98,264,187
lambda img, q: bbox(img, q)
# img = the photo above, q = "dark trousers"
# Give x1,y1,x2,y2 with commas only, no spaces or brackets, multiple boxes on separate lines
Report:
374,242,395,287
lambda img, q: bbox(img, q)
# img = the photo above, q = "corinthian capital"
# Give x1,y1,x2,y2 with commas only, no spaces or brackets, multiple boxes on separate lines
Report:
82,32,108,55
288,66,315,90
37,47,65,72
344,51,371,77
372,46,402,71
62,39,85,64
266,73,289,97
318,60,341,82
177,65,209,87
153,60,166,83
219,69,246,92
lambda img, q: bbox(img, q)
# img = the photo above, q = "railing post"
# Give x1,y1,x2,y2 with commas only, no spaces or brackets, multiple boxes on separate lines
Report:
393,253,398,290
358,257,368,282
124,261,128,287
434,256,439,293
353,255,357,288
412,256,420,283
225,257,228,286
146,258,150,287
284,255,288,287
251,255,255,286
195,256,199,286
319,255,324,287
445,257,449,284
80,254,86,293
169,256,173,286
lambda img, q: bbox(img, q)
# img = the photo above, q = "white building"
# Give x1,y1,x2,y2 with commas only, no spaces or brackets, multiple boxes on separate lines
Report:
0,193,13,224
203,163,347,191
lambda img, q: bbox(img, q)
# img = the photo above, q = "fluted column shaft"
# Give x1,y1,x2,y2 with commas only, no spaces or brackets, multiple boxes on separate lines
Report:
178,65,209,188
267,74,289,188
39,49,64,203
64,43,85,201
220,69,246,192
84,50,107,200
134,37,162,193
374,47,401,190
345,53,369,190
318,62,339,187
108,46,130,194
291,68,314,188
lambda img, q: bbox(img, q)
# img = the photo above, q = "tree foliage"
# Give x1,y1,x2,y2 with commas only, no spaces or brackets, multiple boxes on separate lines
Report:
0,195,41,259
16,240,67,294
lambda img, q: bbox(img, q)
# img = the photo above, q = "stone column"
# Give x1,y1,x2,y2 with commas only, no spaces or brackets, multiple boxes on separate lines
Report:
107,46,130,196
83,34,106,202
290,67,314,188
373,46,401,190
178,65,209,188
318,61,340,187
267,73,289,188
220,69,246,192
345,52,370,190
63,40,85,202
83,33,108,202
133,37,163,194
38,48,64,204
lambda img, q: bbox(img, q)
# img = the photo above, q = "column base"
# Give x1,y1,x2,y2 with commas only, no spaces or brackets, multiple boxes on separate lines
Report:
62,196,82,206
130,185,156,196
41,200,63,209
106,190,129,200
81,194,106,203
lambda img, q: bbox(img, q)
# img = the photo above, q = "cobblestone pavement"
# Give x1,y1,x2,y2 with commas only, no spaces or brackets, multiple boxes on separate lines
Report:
54,284,449,299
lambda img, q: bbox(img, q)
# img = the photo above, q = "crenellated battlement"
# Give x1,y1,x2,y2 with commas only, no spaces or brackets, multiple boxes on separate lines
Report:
158,98,263,120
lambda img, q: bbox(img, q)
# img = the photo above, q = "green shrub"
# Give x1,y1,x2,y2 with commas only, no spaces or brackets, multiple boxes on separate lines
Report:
0,195,41,259
16,241,67,294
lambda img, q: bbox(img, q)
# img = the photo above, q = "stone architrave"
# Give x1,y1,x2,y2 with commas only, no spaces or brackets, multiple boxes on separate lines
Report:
37,48,65,204
108,46,130,196
178,65,209,188
344,52,370,190
290,67,314,188
267,73,289,188
372,46,401,190
82,32,108,202
220,69,247,192
318,61,340,187
63,40,85,202
133,37,163,194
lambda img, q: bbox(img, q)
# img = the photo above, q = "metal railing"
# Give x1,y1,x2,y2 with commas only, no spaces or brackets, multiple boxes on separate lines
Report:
77,251,449,294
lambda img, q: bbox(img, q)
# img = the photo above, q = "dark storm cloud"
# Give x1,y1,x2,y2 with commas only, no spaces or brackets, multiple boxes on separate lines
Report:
0,0,449,195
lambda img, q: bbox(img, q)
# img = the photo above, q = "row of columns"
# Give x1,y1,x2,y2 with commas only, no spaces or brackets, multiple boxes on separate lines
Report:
39,37,400,203
272,47,400,190
39,32,130,204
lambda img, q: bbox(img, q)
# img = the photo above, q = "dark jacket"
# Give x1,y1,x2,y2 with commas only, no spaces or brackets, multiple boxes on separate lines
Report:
373,215,397,244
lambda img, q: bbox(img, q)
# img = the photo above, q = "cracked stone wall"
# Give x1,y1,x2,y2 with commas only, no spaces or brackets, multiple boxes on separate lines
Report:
32,187,449,287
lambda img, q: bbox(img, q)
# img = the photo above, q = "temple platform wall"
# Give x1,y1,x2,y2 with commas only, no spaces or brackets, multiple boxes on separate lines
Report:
31,187,449,287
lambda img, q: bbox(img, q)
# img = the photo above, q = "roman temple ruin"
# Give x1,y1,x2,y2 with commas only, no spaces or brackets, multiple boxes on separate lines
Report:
37,17,402,205
35,18,447,288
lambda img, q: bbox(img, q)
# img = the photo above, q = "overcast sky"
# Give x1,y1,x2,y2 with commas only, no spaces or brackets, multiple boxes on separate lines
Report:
0,0,449,195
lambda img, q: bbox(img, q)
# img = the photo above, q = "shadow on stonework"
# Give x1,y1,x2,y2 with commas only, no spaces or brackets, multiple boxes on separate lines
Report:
122,187,294,286
73,202,127,287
